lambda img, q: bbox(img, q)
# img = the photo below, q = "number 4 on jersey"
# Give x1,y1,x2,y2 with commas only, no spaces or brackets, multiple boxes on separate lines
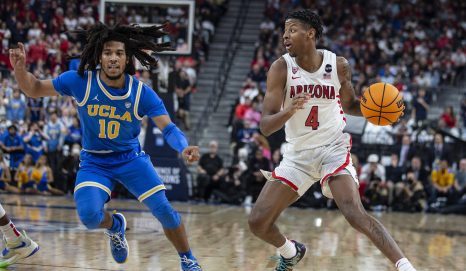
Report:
305,106,319,130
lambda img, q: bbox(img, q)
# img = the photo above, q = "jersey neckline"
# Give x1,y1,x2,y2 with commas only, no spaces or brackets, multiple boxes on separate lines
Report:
96,70,133,100
289,49,326,76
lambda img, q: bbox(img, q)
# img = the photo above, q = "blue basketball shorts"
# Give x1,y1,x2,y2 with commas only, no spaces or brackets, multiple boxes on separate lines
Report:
74,148,165,202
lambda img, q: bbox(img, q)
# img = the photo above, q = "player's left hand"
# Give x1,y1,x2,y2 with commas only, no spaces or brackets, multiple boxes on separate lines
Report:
182,146,200,164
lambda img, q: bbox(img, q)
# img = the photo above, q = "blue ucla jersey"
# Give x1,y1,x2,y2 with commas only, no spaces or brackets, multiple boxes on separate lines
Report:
52,70,168,153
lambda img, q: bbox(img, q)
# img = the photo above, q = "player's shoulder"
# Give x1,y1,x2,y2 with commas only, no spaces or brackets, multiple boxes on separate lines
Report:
269,56,287,73
335,56,350,79
336,56,349,68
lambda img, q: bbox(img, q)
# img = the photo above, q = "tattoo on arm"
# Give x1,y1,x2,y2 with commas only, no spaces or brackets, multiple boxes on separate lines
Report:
338,57,362,116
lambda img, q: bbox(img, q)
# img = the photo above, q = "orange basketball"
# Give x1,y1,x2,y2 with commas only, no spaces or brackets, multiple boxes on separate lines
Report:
360,82,404,126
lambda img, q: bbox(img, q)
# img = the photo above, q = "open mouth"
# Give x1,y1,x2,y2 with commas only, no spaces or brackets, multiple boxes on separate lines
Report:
284,42,292,50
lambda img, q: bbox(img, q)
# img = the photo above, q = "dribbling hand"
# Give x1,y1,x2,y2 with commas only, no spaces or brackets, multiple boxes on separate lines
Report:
182,146,200,164
9,43,27,70
286,93,311,115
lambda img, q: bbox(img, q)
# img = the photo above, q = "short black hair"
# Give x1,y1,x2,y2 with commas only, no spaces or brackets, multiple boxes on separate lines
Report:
286,9,323,40
69,23,173,76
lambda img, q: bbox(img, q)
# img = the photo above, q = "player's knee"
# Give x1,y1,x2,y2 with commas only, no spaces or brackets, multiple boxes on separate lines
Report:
153,202,181,229
248,211,269,235
77,206,104,229
340,205,366,231
144,192,181,229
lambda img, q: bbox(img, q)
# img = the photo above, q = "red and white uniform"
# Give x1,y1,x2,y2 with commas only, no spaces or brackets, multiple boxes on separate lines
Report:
269,50,358,198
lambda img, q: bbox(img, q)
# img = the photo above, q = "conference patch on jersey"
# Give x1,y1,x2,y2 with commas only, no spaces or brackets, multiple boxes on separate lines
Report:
325,64,332,73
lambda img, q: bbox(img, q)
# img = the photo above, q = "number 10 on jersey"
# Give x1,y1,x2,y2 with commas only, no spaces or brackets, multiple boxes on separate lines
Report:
98,119,120,139
305,106,319,130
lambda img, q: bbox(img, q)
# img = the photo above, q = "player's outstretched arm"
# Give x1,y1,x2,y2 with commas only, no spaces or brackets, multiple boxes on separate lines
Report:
152,115,200,163
9,43,58,98
260,57,310,136
337,56,363,117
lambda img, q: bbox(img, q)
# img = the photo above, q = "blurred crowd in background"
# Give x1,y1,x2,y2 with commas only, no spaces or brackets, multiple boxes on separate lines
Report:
0,0,465,214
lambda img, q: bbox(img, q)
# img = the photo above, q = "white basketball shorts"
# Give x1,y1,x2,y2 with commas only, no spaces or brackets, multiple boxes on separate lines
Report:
268,133,358,198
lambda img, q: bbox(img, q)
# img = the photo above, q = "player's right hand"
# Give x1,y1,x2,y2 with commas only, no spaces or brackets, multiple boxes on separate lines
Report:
286,93,311,115
9,42,26,70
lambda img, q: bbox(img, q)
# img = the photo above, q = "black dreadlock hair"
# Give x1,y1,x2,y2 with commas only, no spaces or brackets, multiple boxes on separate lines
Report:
69,23,173,76
286,9,323,40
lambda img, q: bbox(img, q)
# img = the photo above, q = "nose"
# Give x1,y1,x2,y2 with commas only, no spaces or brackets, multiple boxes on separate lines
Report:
109,53,118,62
283,30,289,40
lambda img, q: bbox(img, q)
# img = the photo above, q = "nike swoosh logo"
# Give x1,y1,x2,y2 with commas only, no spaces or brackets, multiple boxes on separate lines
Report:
10,241,27,249
292,76,300,79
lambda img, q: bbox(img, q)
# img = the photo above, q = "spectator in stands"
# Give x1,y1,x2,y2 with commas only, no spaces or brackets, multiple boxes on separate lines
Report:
211,166,246,205
59,143,81,194
392,119,413,144
431,159,455,207
407,156,432,200
0,150,19,193
428,133,452,168
6,89,26,122
411,88,430,127
245,147,270,202
396,135,417,168
196,140,224,202
386,153,404,204
0,125,25,181
392,170,426,212
360,154,386,183
439,106,456,129
30,155,64,196
44,111,65,178
453,158,466,202
175,69,192,130
15,154,36,194
243,99,261,128
23,122,48,163
63,116,82,149
247,63,267,85
364,176,389,211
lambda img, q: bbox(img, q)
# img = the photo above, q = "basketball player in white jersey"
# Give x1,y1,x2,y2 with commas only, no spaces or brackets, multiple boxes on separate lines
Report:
248,10,416,271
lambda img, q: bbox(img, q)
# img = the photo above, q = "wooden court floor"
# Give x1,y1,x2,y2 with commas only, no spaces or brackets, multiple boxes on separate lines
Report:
0,195,465,271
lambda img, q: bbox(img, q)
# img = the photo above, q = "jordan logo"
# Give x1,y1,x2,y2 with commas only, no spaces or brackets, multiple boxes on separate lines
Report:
92,95,99,102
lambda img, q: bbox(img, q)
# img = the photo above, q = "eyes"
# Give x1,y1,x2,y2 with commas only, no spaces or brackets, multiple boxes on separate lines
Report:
103,51,125,57
284,28,297,34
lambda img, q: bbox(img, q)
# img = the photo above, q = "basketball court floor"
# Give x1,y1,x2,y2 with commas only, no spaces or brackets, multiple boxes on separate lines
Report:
0,194,464,271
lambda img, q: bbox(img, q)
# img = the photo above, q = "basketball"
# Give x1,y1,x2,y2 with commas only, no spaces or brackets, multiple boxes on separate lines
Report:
360,82,404,126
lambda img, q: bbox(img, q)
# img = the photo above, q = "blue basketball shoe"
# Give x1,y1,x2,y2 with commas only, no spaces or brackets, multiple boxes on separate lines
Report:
273,240,306,271
0,230,39,268
105,213,129,263
180,255,202,271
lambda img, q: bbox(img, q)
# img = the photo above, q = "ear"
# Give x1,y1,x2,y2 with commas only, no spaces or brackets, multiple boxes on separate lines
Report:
308,28,316,40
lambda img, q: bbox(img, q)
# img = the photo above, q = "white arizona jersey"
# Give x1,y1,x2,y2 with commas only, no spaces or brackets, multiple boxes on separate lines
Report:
282,49,345,150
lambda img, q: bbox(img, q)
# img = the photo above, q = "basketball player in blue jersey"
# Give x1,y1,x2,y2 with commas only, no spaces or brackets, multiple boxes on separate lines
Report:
9,23,202,271
248,10,416,271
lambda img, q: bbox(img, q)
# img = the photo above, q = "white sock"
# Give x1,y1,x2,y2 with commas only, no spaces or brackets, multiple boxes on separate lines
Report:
0,221,22,244
278,239,297,259
396,258,416,271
